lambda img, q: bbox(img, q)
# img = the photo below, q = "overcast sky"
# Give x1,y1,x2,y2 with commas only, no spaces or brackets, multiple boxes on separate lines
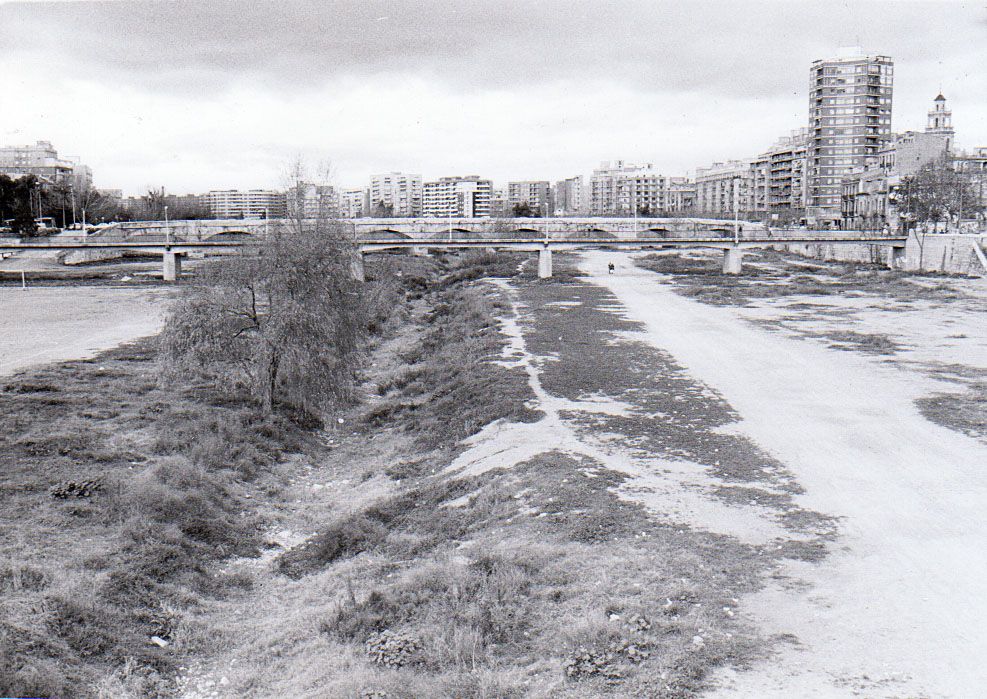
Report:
1,0,984,195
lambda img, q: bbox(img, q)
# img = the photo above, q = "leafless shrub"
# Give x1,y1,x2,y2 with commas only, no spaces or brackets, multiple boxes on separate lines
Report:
160,217,369,413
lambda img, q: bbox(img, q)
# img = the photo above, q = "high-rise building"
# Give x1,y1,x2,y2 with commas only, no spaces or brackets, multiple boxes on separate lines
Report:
590,161,690,216
506,181,552,216
205,190,287,219
695,160,753,217
369,172,422,217
764,128,810,215
553,176,588,216
490,187,508,217
286,183,340,219
422,176,493,217
807,48,894,226
340,188,369,218
666,178,697,214
925,94,955,152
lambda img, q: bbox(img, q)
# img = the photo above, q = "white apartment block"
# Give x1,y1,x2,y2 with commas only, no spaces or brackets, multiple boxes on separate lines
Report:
286,183,340,219
695,160,753,216
422,176,493,217
590,161,692,216
369,172,422,217
490,187,508,217
553,176,588,216
506,180,552,215
205,189,287,219
340,188,369,218
763,128,810,213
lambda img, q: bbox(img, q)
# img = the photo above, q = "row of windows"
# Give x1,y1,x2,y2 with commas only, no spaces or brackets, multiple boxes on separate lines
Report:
815,107,890,118
813,96,888,106
816,64,892,76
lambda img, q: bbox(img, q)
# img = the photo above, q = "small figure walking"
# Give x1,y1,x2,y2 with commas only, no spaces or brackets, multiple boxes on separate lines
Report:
608,262,615,275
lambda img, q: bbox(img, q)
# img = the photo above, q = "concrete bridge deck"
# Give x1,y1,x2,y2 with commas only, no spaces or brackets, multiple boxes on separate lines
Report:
0,225,908,281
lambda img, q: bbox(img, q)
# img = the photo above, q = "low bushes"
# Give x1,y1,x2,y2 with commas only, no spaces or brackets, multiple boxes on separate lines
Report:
322,554,538,669
0,337,315,697
277,513,389,579
369,273,541,450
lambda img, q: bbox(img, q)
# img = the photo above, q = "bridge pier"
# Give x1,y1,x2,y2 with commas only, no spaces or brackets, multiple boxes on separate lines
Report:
350,253,366,282
538,248,553,279
888,245,906,270
722,247,743,274
163,251,182,281
411,246,430,257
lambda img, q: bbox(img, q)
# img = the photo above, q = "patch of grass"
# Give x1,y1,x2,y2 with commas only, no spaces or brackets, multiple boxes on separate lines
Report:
635,249,972,307
917,382,987,444
815,330,901,355
0,337,316,696
363,254,542,450
277,513,390,579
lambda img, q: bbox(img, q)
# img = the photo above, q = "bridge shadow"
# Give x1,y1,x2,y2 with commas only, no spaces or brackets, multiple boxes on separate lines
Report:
363,230,413,241
203,231,256,241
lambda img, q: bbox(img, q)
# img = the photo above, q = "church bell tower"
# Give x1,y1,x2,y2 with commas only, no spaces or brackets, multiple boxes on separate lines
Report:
926,93,955,151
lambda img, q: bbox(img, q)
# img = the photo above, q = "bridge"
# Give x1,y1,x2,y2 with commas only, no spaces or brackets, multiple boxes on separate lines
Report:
0,217,908,281
75,216,771,242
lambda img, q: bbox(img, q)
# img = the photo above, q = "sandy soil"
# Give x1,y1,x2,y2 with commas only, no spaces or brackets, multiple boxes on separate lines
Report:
583,250,987,698
447,279,794,546
0,286,172,376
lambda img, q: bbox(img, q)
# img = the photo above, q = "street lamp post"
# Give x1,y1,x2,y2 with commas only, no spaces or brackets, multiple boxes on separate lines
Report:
164,205,170,246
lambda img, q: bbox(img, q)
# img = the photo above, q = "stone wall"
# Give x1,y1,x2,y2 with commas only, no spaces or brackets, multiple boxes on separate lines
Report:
781,233,987,276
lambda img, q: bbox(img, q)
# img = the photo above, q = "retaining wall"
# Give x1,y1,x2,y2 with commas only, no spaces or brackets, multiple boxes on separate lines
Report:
780,233,987,276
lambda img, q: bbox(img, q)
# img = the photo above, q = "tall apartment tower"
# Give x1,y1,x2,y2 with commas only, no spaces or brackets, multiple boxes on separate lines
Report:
506,181,553,216
422,176,493,218
807,49,893,226
925,94,954,152
369,172,422,217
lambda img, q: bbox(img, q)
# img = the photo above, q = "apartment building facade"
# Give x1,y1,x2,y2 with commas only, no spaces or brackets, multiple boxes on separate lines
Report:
695,160,753,217
340,188,369,218
954,147,987,215
286,183,340,219
807,49,894,226
0,140,91,190
422,176,493,217
506,180,552,216
590,161,692,216
205,189,287,219
842,129,952,229
763,128,809,216
369,172,422,217
553,176,588,216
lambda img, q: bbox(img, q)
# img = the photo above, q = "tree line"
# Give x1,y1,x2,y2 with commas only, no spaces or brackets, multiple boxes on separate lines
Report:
0,175,214,235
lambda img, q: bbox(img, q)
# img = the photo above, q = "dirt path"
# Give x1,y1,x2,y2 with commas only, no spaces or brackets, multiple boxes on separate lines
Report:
0,286,171,377
583,250,987,698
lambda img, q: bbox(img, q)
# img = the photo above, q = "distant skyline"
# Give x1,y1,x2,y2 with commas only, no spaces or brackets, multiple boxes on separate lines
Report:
1,0,985,195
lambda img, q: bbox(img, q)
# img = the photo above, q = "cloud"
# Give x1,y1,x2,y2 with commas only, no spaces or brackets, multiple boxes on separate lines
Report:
0,0,984,194
3,1,983,99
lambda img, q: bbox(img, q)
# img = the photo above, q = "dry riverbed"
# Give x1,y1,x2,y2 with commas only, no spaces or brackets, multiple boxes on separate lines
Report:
0,285,173,377
4,249,985,698
629,248,987,696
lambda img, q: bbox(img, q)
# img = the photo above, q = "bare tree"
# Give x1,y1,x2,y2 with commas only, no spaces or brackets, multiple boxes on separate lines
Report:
895,156,982,234
161,163,370,414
